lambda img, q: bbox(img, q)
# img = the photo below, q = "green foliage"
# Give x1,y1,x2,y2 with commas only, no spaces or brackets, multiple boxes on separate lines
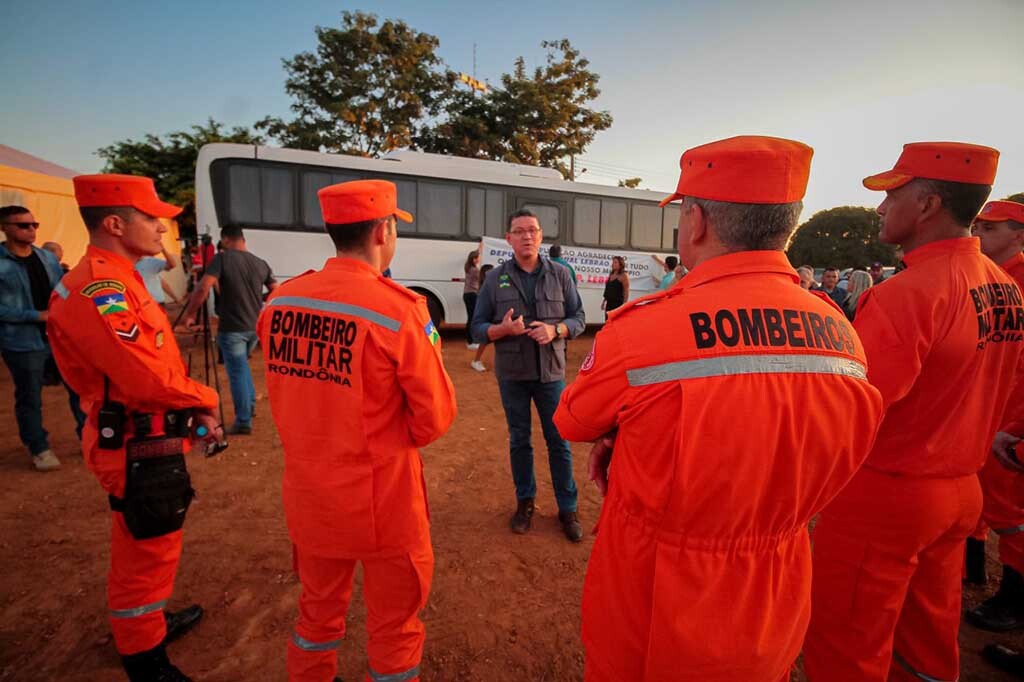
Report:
417,39,612,178
617,178,642,188
96,119,262,236
786,206,896,269
256,11,451,157
1004,192,1024,203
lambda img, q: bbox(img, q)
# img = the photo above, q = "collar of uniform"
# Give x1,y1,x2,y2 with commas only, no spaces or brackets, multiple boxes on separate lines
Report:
677,250,798,290
902,236,979,268
324,256,383,277
1000,251,1024,272
85,244,136,273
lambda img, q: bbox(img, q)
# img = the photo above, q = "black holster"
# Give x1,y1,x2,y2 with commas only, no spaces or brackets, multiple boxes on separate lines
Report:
109,436,194,540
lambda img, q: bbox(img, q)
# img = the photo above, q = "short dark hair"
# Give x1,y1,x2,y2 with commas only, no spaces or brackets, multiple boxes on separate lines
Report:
824,266,840,273
549,244,562,258
665,255,678,269
221,225,244,240
0,205,30,221
326,217,388,251
79,206,135,232
507,208,538,231
913,178,992,227
681,197,803,251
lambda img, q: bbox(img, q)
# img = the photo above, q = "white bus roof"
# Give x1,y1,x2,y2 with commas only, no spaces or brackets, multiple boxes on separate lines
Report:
196,143,673,204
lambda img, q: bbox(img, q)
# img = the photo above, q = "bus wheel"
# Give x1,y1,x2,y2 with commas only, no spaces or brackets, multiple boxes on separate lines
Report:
413,289,444,327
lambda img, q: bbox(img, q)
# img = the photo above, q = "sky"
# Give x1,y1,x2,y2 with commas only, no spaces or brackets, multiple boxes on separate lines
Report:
3,0,1023,217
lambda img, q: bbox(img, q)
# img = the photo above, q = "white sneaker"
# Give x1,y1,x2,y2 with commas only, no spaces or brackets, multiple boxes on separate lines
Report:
471,360,486,372
467,343,480,350
32,449,61,472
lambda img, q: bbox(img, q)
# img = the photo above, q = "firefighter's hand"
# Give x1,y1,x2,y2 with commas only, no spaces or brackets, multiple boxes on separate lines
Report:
588,431,616,497
993,431,1024,474
193,410,223,447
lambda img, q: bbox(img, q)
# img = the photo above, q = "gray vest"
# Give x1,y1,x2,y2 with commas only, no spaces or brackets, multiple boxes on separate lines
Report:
489,258,571,382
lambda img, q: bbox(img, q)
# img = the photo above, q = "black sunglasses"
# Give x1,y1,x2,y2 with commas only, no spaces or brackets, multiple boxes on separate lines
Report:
3,222,39,230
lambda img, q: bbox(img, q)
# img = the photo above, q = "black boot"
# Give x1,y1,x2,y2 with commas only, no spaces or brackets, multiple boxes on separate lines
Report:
510,498,534,534
983,644,1024,678
965,537,988,585
121,644,192,682
966,565,1024,631
164,604,204,644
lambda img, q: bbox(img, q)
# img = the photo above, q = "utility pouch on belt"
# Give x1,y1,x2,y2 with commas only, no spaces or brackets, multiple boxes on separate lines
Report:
110,436,194,540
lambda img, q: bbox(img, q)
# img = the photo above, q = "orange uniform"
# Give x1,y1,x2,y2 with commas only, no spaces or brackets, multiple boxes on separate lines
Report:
976,251,1024,571
555,136,884,681
48,244,217,655
806,143,1024,682
258,180,456,682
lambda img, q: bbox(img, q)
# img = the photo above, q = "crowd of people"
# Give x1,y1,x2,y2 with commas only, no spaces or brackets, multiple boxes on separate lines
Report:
1,134,1023,682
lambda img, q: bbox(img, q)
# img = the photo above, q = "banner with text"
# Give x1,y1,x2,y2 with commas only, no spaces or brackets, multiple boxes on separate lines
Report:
480,237,663,291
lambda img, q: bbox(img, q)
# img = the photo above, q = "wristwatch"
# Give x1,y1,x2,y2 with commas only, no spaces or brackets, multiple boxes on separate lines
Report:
554,323,563,339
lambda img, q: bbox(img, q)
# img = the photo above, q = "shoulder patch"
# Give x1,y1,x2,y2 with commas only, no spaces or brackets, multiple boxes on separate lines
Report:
580,349,596,373
81,279,127,297
424,320,440,346
93,291,129,315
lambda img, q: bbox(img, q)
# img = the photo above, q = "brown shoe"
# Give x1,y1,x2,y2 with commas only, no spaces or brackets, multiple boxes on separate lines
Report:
559,511,583,543
510,498,535,534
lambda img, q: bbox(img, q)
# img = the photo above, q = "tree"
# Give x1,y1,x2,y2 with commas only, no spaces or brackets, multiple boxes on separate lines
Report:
417,40,613,179
618,178,642,189
97,119,262,237
257,11,451,157
786,206,896,269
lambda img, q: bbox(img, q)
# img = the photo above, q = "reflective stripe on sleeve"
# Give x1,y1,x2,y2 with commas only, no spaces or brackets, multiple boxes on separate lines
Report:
55,281,70,299
893,651,957,682
291,632,342,652
110,598,167,619
368,664,421,682
626,353,867,387
267,296,401,332
995,524,1024,536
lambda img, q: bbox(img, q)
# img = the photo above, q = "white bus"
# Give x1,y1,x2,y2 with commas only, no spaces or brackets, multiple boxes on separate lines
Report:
194,144,679,326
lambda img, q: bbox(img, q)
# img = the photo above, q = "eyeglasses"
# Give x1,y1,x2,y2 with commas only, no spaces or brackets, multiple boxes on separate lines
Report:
2,222,39,230
509,228,541,237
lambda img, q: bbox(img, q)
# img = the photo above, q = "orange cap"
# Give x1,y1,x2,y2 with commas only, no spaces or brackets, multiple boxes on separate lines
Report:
319,180,413,225
73,174,182,218
659,135,813,207
975,200,1024,224
863,142,999,191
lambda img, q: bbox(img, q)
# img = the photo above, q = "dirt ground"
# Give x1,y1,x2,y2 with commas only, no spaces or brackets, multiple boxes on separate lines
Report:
0,322,1021,681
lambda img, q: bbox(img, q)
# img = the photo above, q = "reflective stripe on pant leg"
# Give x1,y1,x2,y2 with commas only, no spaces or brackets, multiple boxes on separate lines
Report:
292,632,342,652
111,598,167,619
893,651,958,682
368,664,420,682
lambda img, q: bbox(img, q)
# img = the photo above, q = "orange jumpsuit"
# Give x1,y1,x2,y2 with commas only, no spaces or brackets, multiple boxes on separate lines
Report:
976,251,1024,571
256,258,456,682
554,251,883,682
47,245,218,655
805,238,1024,682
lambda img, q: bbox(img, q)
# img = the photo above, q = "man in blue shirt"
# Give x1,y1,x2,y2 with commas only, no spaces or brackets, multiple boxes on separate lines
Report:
472,209,586,542
0,205,86,471
820,266,846,306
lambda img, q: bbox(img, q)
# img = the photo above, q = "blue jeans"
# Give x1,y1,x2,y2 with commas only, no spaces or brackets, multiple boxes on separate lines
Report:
217,331,257,427
497,379,578,512
2,348,86,456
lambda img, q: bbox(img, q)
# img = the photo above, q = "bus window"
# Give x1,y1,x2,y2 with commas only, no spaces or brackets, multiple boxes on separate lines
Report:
418,181,462,236
228,165,261,225
573,197,600,245
394,179,417,234
467,188,485,237
600,200,627,247
631,203,662,249
485,189,505,237
261,166,295,226
662,205,680,250
301,171,333,229
521,203,560,239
